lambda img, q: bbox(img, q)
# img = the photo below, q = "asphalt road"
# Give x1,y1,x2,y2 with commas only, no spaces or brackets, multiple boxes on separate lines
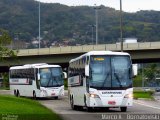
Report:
39,96,160,120
154,92,160,101
1,90,160,120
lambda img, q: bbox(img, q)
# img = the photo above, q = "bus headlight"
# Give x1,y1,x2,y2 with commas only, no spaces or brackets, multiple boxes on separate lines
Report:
41,90,47,93
124,93,133,98
90,94,100,98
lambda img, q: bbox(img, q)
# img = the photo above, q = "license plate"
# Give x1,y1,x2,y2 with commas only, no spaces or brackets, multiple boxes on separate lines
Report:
108,101,116,105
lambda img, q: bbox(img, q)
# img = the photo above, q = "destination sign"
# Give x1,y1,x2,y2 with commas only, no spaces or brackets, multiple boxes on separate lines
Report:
41,68,49,72
94,58,105,61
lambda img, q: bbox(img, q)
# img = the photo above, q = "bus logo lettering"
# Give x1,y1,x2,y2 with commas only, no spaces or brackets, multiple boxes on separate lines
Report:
102,92,122,94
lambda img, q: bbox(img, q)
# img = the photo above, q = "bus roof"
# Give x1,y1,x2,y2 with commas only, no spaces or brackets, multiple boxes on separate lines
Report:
10,63,61,70
70,51,130,63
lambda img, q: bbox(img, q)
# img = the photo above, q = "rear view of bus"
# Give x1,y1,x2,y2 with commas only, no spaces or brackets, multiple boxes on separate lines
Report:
68,51,136,112
10,63,66,99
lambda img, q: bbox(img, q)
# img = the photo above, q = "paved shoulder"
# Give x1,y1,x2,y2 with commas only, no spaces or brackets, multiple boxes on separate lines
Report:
0,90,11,95
134,99,160,113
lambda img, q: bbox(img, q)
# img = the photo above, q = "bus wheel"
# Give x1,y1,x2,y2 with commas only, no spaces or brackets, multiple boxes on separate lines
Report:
77,106,83,111
14,90,17,97
33,92,37,100
104,107,109,111
86,107,93,112
54,96,58,100
17,90,20,97
120,107,127,112
70,97,75,110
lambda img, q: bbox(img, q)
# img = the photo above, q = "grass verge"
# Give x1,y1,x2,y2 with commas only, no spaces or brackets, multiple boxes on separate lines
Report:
0,95,62,120
133,91,154,99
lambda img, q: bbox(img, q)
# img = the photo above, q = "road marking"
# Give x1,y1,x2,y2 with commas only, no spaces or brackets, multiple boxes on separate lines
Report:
134,101,160,110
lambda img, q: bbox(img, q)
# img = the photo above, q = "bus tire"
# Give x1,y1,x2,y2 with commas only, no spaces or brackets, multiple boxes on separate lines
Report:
120,107,127,112
70,96,75,110
33,91,37,100
54,96,58,100
86,107,93,112
14,90,17,97
104,107,109,111
84,95,92,112
84,95,87,106
17,90,20,97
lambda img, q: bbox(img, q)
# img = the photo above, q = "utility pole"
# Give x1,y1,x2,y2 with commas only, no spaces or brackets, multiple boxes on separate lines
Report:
91,25,94,45
38,1,41,49
94,5,101,45
142,63,144,87
120,0,123,52
88,25,95,45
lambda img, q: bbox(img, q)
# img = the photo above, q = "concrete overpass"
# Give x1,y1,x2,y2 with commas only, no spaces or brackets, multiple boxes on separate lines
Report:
1,41,160,72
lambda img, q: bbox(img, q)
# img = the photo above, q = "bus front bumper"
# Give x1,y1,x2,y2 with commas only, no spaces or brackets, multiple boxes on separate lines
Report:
89,97,133,107
39,88,64,98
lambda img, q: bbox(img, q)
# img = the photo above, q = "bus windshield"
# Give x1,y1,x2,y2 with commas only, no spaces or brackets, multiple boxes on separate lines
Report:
39,67,63,87
90,55,132,90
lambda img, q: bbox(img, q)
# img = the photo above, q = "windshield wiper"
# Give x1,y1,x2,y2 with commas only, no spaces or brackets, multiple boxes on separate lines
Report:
102,73,110,87
52,76,61,86
114,72,122,87
47,77,52,87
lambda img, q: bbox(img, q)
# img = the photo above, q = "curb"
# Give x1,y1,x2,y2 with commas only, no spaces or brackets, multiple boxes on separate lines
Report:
137,98,154,100
134,98,155,101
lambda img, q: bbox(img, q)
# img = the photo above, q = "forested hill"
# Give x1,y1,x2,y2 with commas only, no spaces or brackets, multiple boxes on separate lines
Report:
0,0,160,45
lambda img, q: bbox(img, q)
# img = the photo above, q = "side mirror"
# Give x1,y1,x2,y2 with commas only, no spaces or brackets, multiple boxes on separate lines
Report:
85,65,89,77
132,64,138,77
37,73,40,80
63,72,67,79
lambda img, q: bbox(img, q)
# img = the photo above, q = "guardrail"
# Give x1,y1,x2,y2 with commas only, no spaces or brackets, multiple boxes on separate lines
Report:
17,42,160,56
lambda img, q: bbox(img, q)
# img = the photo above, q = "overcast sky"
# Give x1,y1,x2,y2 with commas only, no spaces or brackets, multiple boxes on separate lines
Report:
37,0,160,12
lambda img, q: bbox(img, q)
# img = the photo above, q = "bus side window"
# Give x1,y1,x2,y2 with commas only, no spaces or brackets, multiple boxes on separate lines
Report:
35,68,40,89
10,70,13,78
69,67,72,77
82,68,85,77
16,69,20,78
71,68,73,77
80,68,84,86
34,69,36,79
86,56,89,65
25,69,29,79
30,68,34,79
23,69,27,78
12,70,15,78
21,69,25,78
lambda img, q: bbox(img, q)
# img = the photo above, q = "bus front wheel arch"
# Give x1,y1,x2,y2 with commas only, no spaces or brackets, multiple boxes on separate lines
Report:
33,91,37,100
84,95,93,112
84,95,87,107
70,95,75,110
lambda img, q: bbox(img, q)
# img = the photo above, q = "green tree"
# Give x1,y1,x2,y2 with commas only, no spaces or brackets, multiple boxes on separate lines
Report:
144,63,158,86
0,28,17,88
1,73,9,88
0,29,17,61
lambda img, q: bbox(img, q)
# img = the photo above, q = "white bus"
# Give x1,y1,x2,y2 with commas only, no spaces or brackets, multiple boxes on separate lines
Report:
9,63,66,99
68,51,136,112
